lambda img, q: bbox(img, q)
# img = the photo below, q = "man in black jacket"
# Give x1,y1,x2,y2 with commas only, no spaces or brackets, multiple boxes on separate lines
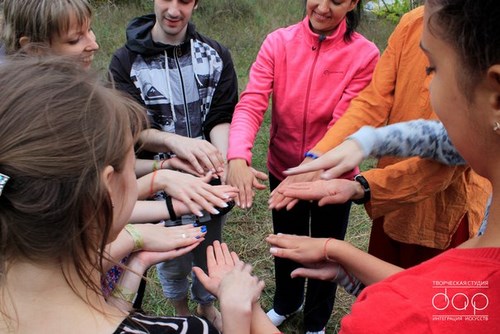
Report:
109,0,238,329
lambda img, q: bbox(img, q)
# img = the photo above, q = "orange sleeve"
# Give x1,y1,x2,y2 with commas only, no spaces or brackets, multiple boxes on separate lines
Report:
362,158,467,219
310,9,411,154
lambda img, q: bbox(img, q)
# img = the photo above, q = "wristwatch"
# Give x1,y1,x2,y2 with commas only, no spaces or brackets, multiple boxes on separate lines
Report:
353,174,371,204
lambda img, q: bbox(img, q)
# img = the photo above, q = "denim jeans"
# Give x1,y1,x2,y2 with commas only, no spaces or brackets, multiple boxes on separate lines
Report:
156,213,225,304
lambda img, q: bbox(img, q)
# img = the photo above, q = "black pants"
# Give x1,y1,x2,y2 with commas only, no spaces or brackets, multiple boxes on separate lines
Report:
270,173,351,332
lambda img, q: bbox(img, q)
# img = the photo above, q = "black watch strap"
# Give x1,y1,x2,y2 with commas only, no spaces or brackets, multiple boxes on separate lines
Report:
165,194,178,221
353,174,371,204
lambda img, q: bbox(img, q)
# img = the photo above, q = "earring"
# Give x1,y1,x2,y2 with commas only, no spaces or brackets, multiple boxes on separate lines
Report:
494,122,500,132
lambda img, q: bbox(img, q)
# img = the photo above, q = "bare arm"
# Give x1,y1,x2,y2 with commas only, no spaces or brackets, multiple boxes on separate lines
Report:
266,234,402,286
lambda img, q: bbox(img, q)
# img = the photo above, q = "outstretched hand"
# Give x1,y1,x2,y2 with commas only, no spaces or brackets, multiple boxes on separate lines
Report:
167,135,226,175
226,159,267,209
158,170,238,216
193,241,263,301
279,179,361,206
266,233,327,264
284,140,364,179
268,169,321,210
290,261,341,281
162,156,204,177
127,223,206,270
193,241,241,296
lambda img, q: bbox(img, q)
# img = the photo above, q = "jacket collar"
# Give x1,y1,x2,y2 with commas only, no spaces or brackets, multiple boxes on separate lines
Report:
125,14,197,56
300,16,347,49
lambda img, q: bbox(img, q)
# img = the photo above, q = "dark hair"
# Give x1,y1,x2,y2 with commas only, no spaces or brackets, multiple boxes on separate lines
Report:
302,0,363,42
344,0,362,42
427,0,500,98
0,56,145,296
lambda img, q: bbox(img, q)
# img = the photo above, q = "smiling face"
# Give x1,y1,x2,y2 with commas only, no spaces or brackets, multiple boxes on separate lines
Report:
49,13,99,70
306,0,358,36
152,0,198,45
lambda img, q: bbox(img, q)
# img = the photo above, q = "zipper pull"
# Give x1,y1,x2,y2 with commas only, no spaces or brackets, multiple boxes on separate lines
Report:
175,46,182,57
312,34,326,51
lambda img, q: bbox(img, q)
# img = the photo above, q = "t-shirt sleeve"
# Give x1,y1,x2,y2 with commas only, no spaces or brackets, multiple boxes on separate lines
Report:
340,285,431,333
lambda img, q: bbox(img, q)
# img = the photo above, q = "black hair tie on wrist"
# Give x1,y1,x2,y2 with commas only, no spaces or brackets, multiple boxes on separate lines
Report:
165,194,178,222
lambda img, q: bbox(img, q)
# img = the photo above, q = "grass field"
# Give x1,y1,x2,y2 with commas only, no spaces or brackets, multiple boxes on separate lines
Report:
92,1,396,332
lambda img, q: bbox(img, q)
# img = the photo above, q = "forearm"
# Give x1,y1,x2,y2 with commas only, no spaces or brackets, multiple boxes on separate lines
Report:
327,239,403,285
139,128,178,153
209,123,230,160
136,169,183,200
135,158,173,178
349,120,465,165
250,303,280,334
107,253,146,312
130,200,189,224
220,301,252,334
104,229,135,272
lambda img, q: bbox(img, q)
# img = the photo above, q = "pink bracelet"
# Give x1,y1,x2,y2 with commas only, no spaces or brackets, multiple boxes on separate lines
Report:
323,238,335,262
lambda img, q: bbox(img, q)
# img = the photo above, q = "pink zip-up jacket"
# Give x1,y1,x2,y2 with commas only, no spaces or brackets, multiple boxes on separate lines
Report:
227,17,379,180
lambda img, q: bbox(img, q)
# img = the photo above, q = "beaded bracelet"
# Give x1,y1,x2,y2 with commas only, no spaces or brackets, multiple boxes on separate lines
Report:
124,224,144,252
110,284,137,304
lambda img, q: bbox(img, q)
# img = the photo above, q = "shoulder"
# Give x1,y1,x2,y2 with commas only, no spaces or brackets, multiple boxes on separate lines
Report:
116,313,219,334
392,6,424,39
348,32,379,54
191,29,231,58
272,20,302,38
341,280,431,333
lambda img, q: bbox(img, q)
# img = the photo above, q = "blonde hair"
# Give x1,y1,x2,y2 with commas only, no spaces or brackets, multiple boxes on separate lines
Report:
1,0,92,54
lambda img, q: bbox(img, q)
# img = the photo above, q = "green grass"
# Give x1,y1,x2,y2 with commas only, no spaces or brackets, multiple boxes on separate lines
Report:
92,1,394,332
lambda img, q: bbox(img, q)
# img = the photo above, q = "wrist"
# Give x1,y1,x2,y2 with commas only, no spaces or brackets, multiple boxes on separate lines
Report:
228,158,248,167
352,174,371,204
125,252,150,273
124,224,144,252
220,297,252,316
110,284,137,304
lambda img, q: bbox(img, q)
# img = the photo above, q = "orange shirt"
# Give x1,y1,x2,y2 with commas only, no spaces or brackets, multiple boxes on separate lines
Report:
311,7,490,249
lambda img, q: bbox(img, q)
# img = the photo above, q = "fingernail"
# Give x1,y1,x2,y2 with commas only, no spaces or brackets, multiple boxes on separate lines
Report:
201,226,207,233
193,223,198,227
221,203,228,208
196,235,202,239
211,209,220,215
269,247,277,254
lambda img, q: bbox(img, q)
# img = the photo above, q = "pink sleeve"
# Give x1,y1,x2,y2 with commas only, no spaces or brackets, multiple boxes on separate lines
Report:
227,34,276,164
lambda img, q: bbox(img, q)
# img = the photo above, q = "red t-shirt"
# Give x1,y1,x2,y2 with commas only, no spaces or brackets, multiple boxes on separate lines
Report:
340,247,500,333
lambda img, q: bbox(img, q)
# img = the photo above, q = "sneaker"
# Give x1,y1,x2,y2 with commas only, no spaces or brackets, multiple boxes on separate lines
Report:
305,329,325,334
266,306,302,326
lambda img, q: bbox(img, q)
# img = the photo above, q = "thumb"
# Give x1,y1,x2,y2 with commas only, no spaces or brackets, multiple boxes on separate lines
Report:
251,168,269,181
193,266,209,285
290,267,321,279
